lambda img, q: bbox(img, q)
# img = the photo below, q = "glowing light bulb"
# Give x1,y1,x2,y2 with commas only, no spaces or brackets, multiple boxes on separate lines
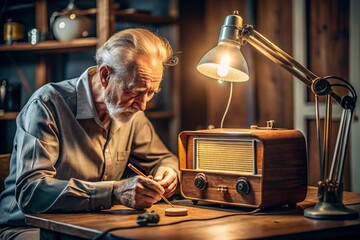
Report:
217,55,230,78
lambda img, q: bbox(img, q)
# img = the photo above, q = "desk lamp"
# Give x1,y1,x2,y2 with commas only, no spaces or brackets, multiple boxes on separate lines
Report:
197,11,358,220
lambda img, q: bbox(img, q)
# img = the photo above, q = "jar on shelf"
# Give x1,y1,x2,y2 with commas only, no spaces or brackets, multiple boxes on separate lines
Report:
50,0,91,41
3,19,24,45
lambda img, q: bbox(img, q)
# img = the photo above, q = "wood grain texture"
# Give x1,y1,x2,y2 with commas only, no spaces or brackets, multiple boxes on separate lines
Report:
96,0,112,48
178,128,307,208
0,153,11,193
25,187,360,240
306,0,351,191
255,0,294,129
204,0,256,128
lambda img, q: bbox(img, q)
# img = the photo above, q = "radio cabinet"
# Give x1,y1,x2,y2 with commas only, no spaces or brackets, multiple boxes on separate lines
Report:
178,128,308,209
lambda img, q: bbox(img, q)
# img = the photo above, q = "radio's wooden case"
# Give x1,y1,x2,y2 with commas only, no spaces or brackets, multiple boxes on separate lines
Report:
178,128,308,209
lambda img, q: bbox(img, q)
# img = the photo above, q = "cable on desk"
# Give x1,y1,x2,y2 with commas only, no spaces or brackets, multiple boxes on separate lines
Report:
92,208,262,240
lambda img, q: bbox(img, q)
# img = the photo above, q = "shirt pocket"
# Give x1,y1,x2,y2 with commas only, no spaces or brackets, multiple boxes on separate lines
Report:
116,150,130,164
114,150,130,179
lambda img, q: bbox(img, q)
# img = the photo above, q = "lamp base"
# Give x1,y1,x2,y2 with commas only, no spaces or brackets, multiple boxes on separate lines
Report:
304,181,359,220
304,201,358,220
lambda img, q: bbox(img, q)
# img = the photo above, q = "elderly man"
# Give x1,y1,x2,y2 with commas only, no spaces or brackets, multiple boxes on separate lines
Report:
0,28,179,240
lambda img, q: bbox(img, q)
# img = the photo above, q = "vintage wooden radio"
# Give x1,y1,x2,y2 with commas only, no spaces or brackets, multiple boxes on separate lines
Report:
178,127,308,209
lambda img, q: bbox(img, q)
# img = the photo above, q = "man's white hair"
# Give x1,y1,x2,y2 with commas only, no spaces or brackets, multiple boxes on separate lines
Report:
95,28,175,83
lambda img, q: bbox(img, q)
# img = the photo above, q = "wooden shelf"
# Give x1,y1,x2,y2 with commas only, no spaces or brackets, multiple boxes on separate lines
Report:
115,11,178,25
0,38,97,53
0,0,180,153
0,112,18,120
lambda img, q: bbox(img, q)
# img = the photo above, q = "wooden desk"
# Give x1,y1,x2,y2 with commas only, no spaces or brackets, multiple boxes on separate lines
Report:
25,187,360,240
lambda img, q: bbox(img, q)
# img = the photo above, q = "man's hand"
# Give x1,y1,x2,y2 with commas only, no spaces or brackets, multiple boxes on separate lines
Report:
153,167,178,198
112,176,165,209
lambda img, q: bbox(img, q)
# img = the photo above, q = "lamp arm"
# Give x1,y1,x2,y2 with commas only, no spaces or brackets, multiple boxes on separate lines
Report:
211,10,359,219
241,25,316,87
240,23,358,187
240,24,357,110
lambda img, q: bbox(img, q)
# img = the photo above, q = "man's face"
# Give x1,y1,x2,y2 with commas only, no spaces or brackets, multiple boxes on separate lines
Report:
104,56,163,123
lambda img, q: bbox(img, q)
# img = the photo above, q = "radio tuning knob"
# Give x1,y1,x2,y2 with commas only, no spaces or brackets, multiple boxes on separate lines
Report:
194,173,208,191
236,177,250,195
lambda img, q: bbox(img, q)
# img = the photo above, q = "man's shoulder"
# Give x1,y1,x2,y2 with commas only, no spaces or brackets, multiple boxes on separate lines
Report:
31,78,78,103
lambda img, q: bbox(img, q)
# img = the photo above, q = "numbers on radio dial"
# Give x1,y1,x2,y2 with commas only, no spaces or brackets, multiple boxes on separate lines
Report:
194,173,208,191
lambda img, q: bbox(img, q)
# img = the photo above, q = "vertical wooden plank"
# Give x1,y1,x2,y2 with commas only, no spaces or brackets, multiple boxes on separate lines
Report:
35,0,48,89
255,0,293,129
35,58,47,89
308,0,350,101
306,0,351,189
204,0,255,128
179,0,208,131
96,0,113,48
308,0,349,79
307,119,351,189
35,0,48,34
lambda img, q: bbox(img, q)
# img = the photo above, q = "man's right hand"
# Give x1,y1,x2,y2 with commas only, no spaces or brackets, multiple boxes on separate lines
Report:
112,176,165,209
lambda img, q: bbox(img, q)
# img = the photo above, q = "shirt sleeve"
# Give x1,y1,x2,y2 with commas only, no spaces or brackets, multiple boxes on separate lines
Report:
128,112,180,177
14,99,113,213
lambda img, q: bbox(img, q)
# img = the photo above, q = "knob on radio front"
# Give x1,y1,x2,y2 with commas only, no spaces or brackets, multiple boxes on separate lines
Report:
236,177,250,194
194,173,208,190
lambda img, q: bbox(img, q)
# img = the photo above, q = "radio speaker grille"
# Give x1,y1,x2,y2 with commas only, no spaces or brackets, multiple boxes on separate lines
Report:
195,139,254,173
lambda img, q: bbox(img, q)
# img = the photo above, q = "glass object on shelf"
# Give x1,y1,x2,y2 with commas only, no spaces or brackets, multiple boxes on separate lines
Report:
0,79,21,113
3,19,24,45
50,0,91,41
27,28,44,45
0,80,6,114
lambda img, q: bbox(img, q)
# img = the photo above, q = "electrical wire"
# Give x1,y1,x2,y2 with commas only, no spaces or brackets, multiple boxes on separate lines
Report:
220,82,233,128
92,208,262,240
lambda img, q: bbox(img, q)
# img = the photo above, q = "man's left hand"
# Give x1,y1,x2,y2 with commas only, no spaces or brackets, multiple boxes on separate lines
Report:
153,167,178,198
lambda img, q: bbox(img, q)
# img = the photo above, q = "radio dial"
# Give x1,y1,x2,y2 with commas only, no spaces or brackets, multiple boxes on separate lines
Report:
194,173,208,191
236,177,250,195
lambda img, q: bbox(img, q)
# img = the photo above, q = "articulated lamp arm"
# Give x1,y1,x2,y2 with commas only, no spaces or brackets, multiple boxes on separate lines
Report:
242,24,357,109
197,11,358,220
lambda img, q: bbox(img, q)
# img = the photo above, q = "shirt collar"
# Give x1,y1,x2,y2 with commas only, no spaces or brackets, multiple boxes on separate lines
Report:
76,66,98,120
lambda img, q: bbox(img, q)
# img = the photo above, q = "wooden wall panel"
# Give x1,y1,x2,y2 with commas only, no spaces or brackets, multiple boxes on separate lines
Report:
306,0,351,190
200,0,293,129
307,119,351,190
179,0,207,131
307,0,350,101
202,0,256,128
179,0,352,190
255,0,294,129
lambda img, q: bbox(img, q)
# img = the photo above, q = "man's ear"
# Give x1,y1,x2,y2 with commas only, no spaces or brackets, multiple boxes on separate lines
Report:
99,65,110,88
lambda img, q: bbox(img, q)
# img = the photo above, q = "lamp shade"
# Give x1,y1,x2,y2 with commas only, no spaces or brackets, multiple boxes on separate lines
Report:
197,41,249,82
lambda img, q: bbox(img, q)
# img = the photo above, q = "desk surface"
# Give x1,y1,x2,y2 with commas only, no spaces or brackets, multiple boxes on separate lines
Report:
25,187,360,240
